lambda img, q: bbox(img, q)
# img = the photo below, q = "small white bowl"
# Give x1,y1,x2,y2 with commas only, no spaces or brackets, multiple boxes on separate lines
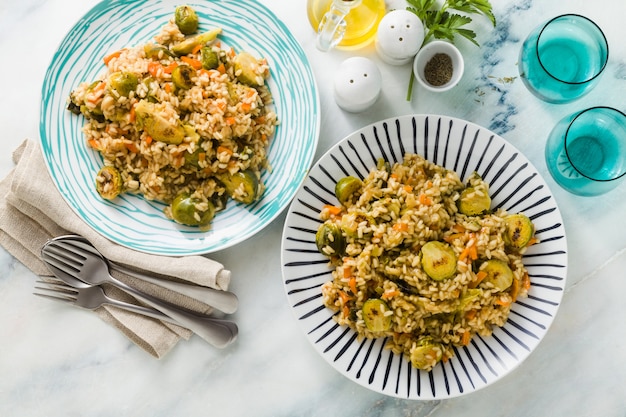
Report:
413,40,464,92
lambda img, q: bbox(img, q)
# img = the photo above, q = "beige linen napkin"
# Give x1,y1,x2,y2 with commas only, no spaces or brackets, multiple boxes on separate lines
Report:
0,139,232,358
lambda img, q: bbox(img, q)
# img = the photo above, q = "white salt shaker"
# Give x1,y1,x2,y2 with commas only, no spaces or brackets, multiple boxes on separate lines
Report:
375,9,424,65
333,57,382,112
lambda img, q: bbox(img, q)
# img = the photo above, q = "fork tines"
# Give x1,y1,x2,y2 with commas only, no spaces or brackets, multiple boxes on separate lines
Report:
33,280,78,304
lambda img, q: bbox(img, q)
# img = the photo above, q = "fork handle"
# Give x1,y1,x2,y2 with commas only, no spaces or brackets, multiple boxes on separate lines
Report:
108,277,238,348
110,261,239,314
100,296,186,326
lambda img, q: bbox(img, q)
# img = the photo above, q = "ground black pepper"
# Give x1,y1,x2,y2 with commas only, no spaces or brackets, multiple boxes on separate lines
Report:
424,53,453,86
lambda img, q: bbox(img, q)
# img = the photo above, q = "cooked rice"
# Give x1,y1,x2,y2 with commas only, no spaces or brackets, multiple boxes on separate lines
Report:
319,154,534,371
68,17,278,229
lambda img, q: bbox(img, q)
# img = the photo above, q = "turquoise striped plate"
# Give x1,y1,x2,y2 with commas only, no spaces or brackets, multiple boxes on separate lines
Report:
40,0,319,255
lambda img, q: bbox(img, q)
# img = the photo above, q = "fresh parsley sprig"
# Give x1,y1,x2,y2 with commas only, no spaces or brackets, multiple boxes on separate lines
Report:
405,0,496,100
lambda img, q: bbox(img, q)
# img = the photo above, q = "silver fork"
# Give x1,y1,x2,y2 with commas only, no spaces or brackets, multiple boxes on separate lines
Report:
40,240,238,348
55,235,238,314
34,280,183,326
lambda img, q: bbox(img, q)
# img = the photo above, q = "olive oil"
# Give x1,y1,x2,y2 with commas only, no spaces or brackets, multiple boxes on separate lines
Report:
307,0,386,49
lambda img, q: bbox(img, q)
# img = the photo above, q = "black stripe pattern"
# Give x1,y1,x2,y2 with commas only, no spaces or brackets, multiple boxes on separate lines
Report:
281,115,567,400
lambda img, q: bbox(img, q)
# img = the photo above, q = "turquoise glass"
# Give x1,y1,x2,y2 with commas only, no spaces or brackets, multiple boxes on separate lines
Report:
545,107,626,196
519,14,608,104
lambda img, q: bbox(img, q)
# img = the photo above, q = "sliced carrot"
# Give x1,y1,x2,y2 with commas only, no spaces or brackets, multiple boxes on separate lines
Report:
460,236,478,263
85,81,106,104
469,270,487,289
527,237,539,246
216,145,233,155
94,81,106,92
343,266,352,279
181,56,202,70
459,247,471,262
522,272,531,290
164,83,172,93
461,331,471,346
338,290,352,304
393,222,408,232
403,185,413,193
342,305,350,319
144,135,153,145
465,309,477,320
225,116,236,125
452,224,466,233
87,139,100,150
495,297,511,306
191,44,203,55
323,205,342,216
147,61,162,77
241,102,251,112
103,50,122,66
419,193,432,205
129,104,136,123
469,244,478,260
348,277,358,295
198,152,206,162
163,61,178,74
124,142,139,153
510,277,520,302
217,63,226,74
389,173,399,180
381,290,400,300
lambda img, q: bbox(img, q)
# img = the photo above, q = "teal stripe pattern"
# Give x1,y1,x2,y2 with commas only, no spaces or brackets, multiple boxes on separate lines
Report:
40,0,320,255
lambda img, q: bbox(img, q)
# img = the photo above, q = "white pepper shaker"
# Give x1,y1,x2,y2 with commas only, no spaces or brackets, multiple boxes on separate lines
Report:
333,57,382,113
375,9,424,65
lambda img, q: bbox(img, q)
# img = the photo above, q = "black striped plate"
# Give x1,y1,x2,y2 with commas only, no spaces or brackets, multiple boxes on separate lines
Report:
280,114,567,399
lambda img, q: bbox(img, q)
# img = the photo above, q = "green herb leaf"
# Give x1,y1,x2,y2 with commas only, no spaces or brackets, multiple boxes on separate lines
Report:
452,0,496,26
439,14,478,45
406,0,437,21
405,0,496,101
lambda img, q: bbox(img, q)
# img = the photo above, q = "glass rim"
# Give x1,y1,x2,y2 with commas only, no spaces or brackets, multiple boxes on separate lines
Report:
535,13,609,86
564,106,626,182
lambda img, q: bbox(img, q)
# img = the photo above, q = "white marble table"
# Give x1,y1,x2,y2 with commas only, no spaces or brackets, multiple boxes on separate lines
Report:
1,0,625,415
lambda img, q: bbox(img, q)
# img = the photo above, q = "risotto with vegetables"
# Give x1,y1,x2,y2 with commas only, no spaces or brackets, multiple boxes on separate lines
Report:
316,154,536,371
67,5,278,230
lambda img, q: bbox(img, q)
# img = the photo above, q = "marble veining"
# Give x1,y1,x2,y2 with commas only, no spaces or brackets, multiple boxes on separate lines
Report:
473,1,534,136
1,0,626,416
